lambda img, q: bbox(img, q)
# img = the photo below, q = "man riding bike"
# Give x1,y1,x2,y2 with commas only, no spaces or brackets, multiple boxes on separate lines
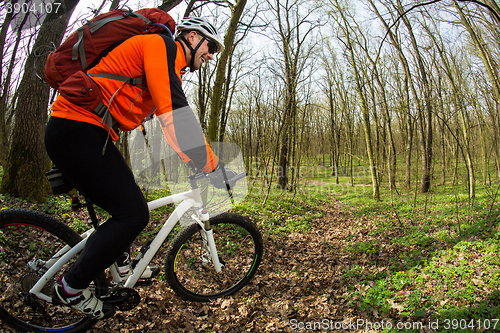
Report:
45,16,226,319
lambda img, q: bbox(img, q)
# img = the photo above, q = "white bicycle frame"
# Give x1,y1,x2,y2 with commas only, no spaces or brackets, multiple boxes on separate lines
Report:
28,181,223,303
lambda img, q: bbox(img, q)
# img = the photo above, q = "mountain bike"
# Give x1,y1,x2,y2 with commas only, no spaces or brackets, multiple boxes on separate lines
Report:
0,170,263,332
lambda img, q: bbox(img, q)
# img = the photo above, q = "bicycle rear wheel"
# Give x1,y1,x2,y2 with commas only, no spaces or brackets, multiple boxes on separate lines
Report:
0,208,107,332
165,213,263,302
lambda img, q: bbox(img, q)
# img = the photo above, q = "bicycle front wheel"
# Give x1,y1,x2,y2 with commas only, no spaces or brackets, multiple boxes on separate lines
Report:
165,213,263,302
0,208,106,333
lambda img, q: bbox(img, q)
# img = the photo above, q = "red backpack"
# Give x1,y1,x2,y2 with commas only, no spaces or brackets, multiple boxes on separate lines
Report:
44,7,176,90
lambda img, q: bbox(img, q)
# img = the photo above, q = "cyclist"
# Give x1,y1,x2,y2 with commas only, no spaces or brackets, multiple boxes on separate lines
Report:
44,17,226,319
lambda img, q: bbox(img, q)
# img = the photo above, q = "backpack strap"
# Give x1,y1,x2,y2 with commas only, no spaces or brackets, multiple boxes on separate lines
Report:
88,11,151,33
87,73,144,86
72,10,153,70
73,29,87,68
87,74,146,155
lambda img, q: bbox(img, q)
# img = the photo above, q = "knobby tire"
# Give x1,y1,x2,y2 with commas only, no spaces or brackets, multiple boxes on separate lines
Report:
165,213,263,302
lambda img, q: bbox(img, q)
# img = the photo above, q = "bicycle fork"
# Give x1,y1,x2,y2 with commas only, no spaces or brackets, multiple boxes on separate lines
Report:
192,212,223,273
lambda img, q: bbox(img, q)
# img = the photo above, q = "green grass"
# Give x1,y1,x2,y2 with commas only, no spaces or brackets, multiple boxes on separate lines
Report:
324,178,500,331
233,188,326,236
247,156,500,332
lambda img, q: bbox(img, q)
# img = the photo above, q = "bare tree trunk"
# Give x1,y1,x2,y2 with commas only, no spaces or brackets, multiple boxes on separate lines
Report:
0,1,26,166
475,97,489,185
361,44,397,189
206,0,247,142
331,0,380,201
277,95,294,189
396,1,433,193
403,76,414,190
483,0,500,25
266,0,320,190
368,0,416,190
158,0,184,12
1,0,80,201
436,87,447,186
423,19,475,196
197,65,210,130
453,0,500,181
109,0,121,11
478,113,488,185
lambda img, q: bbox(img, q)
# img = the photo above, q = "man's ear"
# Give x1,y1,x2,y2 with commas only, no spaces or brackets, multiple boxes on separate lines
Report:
186,31,199,44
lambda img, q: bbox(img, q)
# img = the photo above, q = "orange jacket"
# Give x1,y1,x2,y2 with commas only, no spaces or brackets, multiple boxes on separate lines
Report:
50,34,218,173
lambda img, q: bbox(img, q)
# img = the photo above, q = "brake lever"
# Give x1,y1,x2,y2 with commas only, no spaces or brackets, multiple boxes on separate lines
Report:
220,166,231,192
219,163,235,204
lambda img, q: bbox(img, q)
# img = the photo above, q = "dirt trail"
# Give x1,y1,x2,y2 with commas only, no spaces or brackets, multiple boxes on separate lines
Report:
91,200,381,332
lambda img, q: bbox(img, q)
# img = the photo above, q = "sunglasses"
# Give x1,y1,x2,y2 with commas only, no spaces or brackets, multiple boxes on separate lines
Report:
206,38,218,54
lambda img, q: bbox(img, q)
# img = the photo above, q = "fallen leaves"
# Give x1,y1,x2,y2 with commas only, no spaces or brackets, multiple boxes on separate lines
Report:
3,196,494,333
85,200,381,332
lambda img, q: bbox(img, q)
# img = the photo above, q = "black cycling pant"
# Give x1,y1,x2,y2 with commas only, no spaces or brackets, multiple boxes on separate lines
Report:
45,117,149,289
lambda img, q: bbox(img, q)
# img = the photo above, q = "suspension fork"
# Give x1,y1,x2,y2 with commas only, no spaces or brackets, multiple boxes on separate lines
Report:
192,211,223,273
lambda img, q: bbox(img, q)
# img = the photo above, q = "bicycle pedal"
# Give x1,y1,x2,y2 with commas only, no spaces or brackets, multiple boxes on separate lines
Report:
135,279,154,287
141,265,161,279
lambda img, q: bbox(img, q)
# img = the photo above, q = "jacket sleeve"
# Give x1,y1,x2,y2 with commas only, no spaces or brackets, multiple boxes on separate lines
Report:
143,34,219,173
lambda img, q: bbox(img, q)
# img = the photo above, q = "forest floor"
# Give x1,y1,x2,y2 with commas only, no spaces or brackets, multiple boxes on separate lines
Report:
89,199,378,333
91,184,500,333
2,186,500,333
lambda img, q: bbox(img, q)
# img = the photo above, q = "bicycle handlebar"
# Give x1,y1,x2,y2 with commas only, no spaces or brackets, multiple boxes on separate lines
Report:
188,171,247,185
228,172,247,184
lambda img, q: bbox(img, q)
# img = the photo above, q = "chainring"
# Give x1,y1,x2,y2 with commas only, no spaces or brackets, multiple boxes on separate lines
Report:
101,287,141,311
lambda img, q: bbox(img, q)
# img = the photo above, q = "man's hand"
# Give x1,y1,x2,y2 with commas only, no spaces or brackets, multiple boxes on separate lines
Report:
207,164,237,190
